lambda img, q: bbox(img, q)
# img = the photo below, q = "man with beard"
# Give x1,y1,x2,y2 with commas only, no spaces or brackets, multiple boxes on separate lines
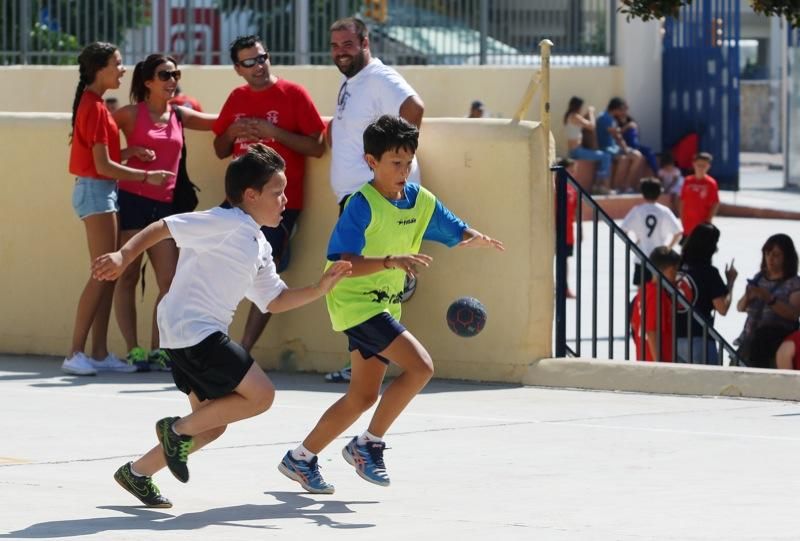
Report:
324,17,425,383
213,35,326,355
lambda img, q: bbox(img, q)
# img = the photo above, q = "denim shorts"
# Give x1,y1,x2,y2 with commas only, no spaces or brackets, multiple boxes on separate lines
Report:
72,177,118,219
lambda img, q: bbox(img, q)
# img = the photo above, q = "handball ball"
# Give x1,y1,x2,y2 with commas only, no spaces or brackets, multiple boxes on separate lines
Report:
446,297,487,337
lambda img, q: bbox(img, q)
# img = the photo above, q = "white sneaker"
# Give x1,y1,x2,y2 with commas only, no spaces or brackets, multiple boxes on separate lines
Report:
62,353,98,376
90,353,137,373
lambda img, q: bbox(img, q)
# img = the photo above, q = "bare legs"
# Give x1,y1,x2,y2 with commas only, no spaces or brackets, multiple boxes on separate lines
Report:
69,212,118,358
114,230,178,352
132,362,275,477
302,331,434,454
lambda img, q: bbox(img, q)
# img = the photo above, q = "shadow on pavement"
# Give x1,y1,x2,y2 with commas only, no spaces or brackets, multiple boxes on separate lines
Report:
0,492,376,538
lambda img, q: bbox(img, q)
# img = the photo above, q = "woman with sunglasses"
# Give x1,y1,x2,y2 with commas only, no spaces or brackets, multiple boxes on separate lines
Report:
64,43,174,377
113,53,217,371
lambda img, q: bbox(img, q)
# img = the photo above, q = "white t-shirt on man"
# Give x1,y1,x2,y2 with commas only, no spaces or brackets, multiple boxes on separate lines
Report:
158,206,287,349
330,58,421,201
620,202,683,260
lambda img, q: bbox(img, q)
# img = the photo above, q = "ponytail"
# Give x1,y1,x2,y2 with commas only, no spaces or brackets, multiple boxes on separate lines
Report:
69,41,118,141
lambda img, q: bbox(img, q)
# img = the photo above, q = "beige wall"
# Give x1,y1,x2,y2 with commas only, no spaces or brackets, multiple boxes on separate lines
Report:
0,64,622,156
0,114,553,383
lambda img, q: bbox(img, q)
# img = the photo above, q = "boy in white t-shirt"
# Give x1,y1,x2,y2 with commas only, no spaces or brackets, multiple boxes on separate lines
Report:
92,144,351,508
620,177,683,285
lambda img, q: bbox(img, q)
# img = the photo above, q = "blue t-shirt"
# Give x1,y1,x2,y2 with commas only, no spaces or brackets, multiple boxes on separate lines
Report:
327,182,468,260
596,111,618,152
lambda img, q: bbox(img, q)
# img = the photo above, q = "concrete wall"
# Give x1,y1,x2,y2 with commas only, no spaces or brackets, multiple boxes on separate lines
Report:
0,64,622,157
0,114,553,383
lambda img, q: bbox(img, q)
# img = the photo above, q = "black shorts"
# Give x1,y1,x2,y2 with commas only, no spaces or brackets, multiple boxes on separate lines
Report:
118,190,176,231
260,209,300,272
165,332,254,401
344,312,406,365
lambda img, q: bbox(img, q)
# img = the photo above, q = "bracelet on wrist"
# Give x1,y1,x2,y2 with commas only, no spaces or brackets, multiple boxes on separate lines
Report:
383,255,392,269
141,170,148,182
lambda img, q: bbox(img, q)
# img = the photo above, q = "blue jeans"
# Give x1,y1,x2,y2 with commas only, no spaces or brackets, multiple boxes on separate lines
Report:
568,147,612,180
676,337,720,365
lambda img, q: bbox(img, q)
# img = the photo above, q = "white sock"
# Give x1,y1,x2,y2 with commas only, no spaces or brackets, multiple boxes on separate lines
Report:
291,444,315,462
129,464,146,478
357,431,382,446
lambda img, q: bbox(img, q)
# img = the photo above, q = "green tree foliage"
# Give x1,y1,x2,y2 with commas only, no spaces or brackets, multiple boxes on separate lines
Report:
619,0,800,28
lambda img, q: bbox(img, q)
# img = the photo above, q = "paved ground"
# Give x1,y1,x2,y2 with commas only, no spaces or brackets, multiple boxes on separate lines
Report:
3,355,800,540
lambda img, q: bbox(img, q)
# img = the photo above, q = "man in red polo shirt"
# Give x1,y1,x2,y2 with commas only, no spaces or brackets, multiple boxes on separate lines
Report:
679,152,719,239
213,35,326,354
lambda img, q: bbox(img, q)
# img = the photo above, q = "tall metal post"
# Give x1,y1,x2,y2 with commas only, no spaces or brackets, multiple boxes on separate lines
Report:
479,0,488,65
554,167,568,358
295,0,310,65
185,0,195,64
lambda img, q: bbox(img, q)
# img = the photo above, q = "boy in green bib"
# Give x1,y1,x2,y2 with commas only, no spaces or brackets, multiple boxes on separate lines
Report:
278,115,504,493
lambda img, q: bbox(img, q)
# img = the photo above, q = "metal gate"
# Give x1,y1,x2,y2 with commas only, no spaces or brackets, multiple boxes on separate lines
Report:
662,0,740,189
787,27,800,188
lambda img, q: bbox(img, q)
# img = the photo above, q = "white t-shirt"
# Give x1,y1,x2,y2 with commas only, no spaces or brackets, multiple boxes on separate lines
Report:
330,58,421,201
620,202,683,259
158,206,288,349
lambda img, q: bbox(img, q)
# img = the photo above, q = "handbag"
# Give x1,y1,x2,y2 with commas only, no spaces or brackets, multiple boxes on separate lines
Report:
172,107,200,213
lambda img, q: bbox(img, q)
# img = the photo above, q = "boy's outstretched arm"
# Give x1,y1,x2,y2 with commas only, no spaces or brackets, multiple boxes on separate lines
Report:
457,228,505,251
339,253,434,278
92,220,172,281
267,261,352,313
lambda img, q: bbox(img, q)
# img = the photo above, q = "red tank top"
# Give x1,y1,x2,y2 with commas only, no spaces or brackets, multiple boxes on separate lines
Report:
118,102,182,202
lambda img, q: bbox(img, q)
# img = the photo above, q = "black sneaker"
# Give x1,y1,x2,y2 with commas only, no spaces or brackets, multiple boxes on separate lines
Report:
155,416,194,483
113,462,172,508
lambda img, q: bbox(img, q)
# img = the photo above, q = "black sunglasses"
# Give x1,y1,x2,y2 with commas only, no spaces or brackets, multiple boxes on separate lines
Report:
237,53,268,68
156,69,181,82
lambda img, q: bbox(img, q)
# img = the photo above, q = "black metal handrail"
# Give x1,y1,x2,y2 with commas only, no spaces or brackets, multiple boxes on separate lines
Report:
554,166,740,365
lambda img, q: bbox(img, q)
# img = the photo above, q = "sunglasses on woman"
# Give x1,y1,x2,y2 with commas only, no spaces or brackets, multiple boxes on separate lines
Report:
237,53,268,68
156,69,181,82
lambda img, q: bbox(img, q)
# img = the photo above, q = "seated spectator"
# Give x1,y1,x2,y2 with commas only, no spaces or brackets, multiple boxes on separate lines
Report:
620,177,682,286
656,151,683,213
620,113,658,175
631,247,682,362
675,224,737,365
679,152,719,240
775,330,800,370
735,234,800,368
596,97,645,193
563,96,612,194
468,100,486,118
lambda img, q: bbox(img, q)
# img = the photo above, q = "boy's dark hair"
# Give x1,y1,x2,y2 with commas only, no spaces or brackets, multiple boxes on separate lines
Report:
694,151,713,162
363,115,419,161
330,17,369,42
607,96,626,111
229,35,263,65
639,177,663,201
225,143,285,204
681,223,720,266
658,151,675,166
649,246,681,272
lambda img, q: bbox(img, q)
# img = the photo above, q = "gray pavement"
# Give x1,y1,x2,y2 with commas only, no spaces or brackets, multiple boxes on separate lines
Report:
4,355,800,540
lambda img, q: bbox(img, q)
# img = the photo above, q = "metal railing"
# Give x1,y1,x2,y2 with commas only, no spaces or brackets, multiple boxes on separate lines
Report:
554,166,741,365
1,0,614,66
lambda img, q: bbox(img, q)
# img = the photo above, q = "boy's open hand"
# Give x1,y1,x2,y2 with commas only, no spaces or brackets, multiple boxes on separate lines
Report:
458,232,505,251
317,260,352,294
92,251,126,281
386,254,433,278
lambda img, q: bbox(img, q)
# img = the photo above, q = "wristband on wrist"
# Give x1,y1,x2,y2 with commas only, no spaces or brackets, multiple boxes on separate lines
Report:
141,170,148,182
